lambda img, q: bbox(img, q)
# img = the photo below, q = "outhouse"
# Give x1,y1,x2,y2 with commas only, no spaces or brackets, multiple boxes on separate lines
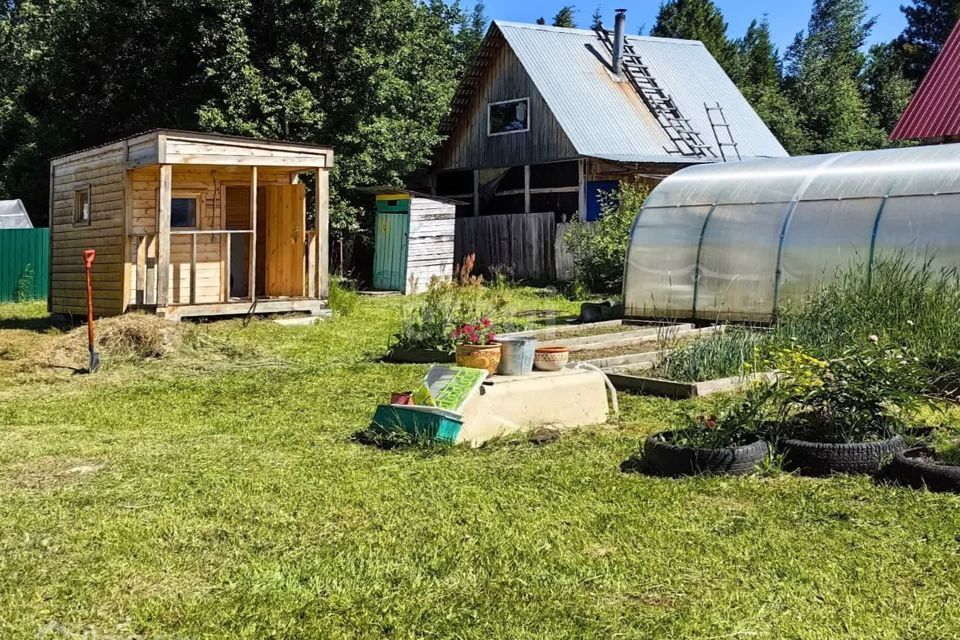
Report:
371,190,457,293
48,129,333,320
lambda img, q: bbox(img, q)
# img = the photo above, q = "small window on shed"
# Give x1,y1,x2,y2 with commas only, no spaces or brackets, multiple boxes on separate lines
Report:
73,187,91,225
488,98,529,136
171,197,199,228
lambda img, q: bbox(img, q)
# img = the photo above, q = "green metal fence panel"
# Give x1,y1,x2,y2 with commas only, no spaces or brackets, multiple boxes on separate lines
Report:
0,228,50,302
372,212,409,291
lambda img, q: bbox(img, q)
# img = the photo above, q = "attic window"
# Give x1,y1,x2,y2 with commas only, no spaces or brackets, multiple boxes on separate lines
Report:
488,98,529,136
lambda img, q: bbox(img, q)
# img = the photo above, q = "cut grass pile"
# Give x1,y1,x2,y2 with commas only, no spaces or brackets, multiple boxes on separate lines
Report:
1,289,960,638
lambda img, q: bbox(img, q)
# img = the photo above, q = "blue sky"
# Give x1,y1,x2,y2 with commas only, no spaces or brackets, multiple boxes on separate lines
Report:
480,1,908,51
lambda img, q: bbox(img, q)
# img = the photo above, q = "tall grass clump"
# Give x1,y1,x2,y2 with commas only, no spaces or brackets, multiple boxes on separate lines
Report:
774,256,960,360
654,326,765,382
329,276,360,316
650,256,960,383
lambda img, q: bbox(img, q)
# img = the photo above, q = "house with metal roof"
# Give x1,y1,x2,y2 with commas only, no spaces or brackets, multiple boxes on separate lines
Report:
0,199,32,229
425,11,788,221
891,19,960,143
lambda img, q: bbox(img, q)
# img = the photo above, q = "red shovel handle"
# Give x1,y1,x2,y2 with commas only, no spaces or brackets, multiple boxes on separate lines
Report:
84,250,96,345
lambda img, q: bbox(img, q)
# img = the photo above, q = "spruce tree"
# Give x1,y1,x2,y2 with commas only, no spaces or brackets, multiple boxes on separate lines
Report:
864,42,915,133
737,18,804,154
897,0,960,82
552,6,577,28
650,0,740,79
784,0,885,153
590,5,603,30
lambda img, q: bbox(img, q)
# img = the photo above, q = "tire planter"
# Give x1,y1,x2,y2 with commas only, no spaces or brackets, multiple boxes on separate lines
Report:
889,447,960,493
779,434,906,476
643,432,770,477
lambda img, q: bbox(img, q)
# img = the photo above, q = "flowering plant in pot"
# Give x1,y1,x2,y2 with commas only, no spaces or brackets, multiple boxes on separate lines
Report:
644,385,773,477
453,317,501,375
767,339,932,475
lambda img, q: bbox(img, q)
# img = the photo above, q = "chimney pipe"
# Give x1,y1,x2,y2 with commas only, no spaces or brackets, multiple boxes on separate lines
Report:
612,9,627,77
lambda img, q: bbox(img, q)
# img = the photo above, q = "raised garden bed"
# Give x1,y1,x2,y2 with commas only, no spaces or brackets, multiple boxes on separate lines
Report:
604,370,773,399
572,343,666,364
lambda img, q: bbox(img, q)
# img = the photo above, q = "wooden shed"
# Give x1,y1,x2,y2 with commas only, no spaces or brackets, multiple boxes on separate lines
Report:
48,130,333,320
371,190,456,294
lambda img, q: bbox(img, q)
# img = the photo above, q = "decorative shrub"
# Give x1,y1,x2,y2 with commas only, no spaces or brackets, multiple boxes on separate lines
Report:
391,275,490,354
767,341,932,443
564,182,649,294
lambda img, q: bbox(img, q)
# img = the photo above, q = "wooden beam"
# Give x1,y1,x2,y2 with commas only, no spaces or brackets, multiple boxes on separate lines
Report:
248,166,258,301
316,168,329,299
46,163,55,312
473,169,480,217
120,140,132,311
578,159,587,222
524,165,531,214
189,234,197,305
156,164,172,307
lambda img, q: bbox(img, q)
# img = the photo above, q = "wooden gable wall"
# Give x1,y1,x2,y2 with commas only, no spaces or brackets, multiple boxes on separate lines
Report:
434,40,578,171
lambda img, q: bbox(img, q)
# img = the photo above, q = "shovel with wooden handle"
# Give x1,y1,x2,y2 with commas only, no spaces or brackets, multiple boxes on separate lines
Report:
83,249,100,373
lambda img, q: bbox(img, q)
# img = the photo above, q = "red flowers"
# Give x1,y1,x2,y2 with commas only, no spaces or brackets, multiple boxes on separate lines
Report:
453,317,496,346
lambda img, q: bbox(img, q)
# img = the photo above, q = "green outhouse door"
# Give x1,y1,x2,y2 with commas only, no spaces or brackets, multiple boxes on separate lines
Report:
373,194,411,291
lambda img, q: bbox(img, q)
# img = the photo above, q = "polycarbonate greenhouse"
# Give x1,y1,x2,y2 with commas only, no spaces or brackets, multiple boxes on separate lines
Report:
623,144,960,322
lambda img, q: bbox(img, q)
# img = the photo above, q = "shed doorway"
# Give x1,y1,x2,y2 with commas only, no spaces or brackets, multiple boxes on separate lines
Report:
224,184,305,300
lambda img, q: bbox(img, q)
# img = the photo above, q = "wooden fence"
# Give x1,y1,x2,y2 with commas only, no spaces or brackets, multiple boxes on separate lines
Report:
455,212,557,282
0,228,49,302
454,213,594,283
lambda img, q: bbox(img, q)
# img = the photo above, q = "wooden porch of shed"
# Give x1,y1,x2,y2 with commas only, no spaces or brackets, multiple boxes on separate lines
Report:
126,163,328,321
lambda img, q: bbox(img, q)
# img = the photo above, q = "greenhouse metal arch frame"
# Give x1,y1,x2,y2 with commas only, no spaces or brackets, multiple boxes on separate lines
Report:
623,144,960,322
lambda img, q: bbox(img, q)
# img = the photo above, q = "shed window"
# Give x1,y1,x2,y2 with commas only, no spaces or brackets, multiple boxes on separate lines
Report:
171,197,199,228
488,98,529,136
73,187,91,225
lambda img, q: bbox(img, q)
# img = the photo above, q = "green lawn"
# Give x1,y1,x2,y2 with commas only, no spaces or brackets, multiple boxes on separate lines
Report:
1,294,959,639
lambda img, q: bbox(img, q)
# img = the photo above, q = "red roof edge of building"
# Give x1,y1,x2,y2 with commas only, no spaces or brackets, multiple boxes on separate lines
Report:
891,19,960,141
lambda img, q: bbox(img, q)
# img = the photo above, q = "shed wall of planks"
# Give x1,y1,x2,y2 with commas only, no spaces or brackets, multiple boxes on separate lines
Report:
405,198,456,293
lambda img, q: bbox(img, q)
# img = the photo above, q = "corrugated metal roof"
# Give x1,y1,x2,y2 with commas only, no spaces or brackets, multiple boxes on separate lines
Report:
492,22,788,163
891,20,960,141
0,199,32,229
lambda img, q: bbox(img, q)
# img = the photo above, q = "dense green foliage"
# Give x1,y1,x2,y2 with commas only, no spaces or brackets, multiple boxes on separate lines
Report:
564,182,649,295
897,0,960,81
0,0,486,231
768,343,932,443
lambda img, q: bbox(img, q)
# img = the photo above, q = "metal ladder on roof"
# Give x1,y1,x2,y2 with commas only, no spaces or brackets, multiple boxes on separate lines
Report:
705,102,741,162
596,28,717,159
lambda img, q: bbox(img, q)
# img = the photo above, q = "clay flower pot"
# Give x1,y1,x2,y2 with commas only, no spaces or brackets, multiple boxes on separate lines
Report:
456,343,502,376
534,346,570,371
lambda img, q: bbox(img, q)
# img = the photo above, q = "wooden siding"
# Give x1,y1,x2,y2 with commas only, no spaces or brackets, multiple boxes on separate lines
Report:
435,43,578,171
164,134,331,168
405,198,455,293
49,147,126,316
